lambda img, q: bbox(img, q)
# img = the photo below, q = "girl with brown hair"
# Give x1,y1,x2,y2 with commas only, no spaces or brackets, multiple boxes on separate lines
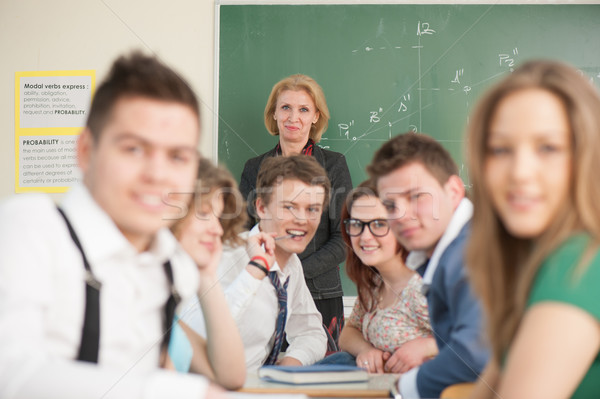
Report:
319,180,436,373
467,60,600,398
167,159,248,389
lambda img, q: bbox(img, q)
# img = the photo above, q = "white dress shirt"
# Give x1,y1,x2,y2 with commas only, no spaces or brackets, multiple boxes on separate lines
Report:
185,226,327,372
0,184,207,399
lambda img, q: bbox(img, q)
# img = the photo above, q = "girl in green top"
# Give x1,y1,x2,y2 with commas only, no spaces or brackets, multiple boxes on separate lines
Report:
466,60,600,398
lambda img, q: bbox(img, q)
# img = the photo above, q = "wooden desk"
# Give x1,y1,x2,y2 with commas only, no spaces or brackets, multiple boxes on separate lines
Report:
238,372,398,398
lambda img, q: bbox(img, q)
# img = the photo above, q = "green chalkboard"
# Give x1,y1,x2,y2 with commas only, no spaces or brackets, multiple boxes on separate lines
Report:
217,3,600,295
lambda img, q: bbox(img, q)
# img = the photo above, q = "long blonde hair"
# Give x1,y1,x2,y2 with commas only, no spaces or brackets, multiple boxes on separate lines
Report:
466,60,600,360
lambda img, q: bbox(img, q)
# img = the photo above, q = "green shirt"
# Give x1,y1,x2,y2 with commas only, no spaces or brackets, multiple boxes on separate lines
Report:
527,234,600,398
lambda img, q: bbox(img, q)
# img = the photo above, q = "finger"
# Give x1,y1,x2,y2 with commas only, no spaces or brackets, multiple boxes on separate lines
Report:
263,236,276,255
384,355,398,372
398,362,410,374
246,235,262,252
373,356,385,374
254,232,274,251
209,240,223,266
390,360,403,374
399,363,411,374
358,358,369,371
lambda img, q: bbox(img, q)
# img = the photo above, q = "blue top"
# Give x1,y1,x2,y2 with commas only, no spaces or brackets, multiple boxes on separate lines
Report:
416,223,489,398
168,316,193,373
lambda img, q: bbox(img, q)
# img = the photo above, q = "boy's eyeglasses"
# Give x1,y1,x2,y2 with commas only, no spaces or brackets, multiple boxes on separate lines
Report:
343,218,390,237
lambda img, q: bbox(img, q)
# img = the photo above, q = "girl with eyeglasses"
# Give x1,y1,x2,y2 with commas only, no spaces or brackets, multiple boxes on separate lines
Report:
317,180,437,373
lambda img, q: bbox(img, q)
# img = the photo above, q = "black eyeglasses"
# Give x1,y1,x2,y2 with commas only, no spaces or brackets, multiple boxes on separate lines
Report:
343,218,390,237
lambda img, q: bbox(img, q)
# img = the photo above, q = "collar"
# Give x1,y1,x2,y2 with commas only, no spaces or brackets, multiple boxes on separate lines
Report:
274,138,315,156
405,198,473,286
61,183,178,265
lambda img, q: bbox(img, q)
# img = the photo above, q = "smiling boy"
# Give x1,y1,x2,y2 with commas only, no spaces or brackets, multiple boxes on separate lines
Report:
213,155,328,371
368,133,489,398
0,52,227,398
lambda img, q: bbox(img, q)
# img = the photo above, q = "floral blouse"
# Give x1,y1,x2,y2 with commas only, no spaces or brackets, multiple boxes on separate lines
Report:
347,273,432,352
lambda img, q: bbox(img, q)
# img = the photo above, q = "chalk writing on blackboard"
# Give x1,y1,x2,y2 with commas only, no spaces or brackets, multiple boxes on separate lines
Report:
499,48,519,72
452,69,464,84
369,108,383,124
340,21,527,149
337,119,355,139
417,21,436,36
345,20,440,142
397,94,411,112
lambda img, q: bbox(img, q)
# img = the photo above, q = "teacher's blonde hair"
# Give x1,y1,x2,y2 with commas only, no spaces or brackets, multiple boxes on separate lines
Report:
264,74,330,143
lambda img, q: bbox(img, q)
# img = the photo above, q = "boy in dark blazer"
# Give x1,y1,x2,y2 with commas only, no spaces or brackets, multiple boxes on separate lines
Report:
368,133,489,398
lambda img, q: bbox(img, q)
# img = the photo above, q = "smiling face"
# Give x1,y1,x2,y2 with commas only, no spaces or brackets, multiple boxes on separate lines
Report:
273,90,319,147
348,195,399,270
377,162,463,256
78,96,200,251
175,191,224,267
256,178,325,265
484,88,572,239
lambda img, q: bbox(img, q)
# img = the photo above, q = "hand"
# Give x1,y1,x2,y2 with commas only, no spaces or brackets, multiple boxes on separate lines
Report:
356,348,389,374
277,356,302,367
246,232,276,269
197,237,223,276
384,337,437,374
197,238,223,292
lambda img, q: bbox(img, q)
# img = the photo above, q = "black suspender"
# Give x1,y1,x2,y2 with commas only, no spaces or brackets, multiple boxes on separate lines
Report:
56,207,180,363
57,207,101,363
162,260,181,354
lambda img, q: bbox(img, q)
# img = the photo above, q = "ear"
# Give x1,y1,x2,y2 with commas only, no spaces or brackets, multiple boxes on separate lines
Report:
77,128,94,175
444,175,466,210
313,111,320,124
255,197,267,220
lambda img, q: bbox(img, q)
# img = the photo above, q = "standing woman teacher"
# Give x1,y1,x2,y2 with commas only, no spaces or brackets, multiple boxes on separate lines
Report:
239,74,352,348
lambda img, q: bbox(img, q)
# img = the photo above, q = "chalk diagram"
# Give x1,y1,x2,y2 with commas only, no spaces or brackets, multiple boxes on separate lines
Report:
318,18,523,188
329,20,520,143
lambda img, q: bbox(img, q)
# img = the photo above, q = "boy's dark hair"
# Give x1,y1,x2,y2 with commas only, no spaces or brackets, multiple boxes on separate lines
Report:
367,133,458,185
86,51,200,140
256,155,331,209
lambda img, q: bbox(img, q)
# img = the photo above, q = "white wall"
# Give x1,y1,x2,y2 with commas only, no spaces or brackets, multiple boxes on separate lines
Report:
0,0,217,200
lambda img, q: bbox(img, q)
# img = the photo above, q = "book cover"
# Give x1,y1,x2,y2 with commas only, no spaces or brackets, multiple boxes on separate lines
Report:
258,364,368,385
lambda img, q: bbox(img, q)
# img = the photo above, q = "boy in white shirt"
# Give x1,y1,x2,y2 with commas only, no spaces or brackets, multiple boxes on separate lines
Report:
0,52,234,399
212,155,328,372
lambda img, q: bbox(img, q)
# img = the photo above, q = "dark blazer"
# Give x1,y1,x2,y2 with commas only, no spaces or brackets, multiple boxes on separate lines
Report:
239,145,353,300
416,223,490,398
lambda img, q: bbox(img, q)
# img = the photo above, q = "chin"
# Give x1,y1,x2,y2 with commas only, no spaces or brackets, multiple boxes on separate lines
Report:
285,242,308,255
502,216,547,239
505,225,543,239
